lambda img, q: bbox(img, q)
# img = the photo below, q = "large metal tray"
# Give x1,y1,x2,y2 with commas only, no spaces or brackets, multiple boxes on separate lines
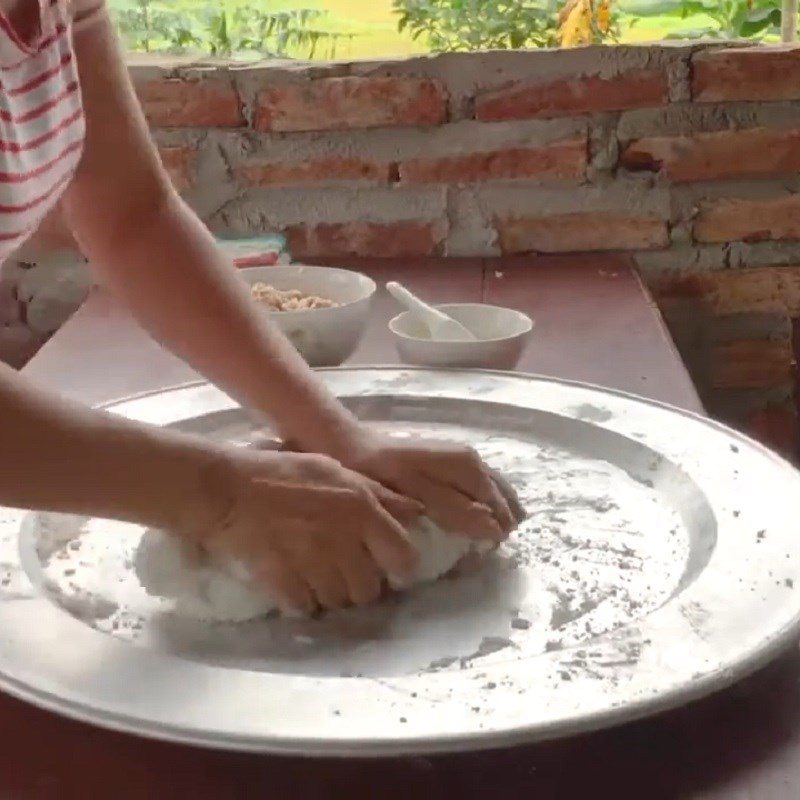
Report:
1,368,799,756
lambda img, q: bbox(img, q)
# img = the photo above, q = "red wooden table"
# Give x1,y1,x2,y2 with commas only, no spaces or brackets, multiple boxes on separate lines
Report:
10,255,797,799
24,255,701,410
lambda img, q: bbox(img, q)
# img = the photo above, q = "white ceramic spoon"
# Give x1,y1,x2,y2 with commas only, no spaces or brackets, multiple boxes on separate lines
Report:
386,281,477,342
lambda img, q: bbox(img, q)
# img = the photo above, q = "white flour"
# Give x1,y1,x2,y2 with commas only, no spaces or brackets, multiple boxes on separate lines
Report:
134,517,491,623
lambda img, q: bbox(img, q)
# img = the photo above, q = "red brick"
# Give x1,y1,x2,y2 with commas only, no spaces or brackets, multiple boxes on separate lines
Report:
648,271,716,301
745,403,799,460
496,212,668,253
711,268,800,315
285,220,446,258
237,157,390,187
475,70,668,122
695,195,800,244
650,267,800,316
136,78,243,128
693,46,800,103
400,139,586,184
158,146,195,193
622,127,800,183
255,77,447,133
711,338,793,389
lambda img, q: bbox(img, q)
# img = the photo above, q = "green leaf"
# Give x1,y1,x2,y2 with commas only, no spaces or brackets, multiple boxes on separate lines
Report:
739,8,781,36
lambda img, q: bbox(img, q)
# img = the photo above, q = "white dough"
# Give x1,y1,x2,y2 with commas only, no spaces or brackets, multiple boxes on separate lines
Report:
134,518,491,623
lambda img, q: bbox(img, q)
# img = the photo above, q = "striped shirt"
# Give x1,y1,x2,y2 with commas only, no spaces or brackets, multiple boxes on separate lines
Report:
0,0,101,257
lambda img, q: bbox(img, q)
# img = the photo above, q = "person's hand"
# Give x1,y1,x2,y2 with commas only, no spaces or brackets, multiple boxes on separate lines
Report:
336,429,526,542
186,447,422,615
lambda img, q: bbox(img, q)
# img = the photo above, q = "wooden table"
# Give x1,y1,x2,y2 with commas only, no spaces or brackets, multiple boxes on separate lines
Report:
10,255,796,798
25,255,701,411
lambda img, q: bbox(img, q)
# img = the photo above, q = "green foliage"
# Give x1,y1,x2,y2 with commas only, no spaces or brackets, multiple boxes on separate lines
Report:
110,0,354,59
112,0,191,52
392,0,562,51
628,0,784,40
109,0,794,60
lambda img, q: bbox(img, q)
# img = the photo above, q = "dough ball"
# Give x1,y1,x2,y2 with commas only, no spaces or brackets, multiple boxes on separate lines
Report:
134,517,491,623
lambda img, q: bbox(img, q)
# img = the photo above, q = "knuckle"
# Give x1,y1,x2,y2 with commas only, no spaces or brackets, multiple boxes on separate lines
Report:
352,479,372,498
303,453,340,480
313,455,341,478
340,486,369,514
316,454,339,472
358,486,383,514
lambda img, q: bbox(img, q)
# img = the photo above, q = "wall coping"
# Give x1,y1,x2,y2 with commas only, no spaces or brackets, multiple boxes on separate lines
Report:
124,40,765,79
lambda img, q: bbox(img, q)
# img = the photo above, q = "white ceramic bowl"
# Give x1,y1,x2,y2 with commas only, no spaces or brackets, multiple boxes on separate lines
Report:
389,303,533,370
241,265,376,367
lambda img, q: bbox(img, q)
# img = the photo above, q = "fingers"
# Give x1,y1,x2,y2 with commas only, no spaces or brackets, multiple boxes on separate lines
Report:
255,544,381,613
486,477,516,536
247,452,418,608
420,446,517,535
423,446,493,502
364,478,424,527
288,533,384,610
254,553,316,617
408,477,504,542
302,475,419,601
358,492,419,581
337,544,383,606
300,556,349,611
490,469,527,525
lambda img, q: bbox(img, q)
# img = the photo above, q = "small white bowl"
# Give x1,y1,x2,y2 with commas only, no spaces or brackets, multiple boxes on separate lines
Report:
389,303,533,370
241,265,376,367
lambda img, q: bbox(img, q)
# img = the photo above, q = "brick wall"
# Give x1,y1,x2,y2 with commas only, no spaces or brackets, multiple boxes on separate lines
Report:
4,43,800,455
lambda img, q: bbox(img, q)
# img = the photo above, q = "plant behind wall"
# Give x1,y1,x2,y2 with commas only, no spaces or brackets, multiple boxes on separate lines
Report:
626,0,785,41
392,0,618,50
110,0,800,59
110,0,355,58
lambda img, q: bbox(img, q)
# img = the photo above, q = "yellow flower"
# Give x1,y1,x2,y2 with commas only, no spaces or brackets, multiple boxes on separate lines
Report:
558,0,580,27
559,0,594,47
598,0,612,33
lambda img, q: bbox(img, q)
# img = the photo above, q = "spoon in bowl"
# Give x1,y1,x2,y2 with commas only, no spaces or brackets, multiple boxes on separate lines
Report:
386,281,477,342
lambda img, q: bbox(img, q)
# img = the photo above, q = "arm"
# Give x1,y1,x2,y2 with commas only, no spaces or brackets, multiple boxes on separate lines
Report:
0,360,223,532
61,6,516,539
0,359,417,613
0,1,515,614
61,9,358,461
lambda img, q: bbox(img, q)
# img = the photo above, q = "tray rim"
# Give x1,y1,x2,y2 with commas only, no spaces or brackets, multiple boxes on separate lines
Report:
0,367,797,756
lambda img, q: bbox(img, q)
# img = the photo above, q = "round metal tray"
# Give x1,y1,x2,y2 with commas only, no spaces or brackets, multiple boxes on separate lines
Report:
1,368,800,756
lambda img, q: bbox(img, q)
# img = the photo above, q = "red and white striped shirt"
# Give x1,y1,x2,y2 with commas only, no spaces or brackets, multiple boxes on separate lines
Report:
0,0,100,257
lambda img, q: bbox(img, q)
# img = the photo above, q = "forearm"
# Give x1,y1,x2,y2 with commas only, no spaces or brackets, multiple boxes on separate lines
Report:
62,9,359,459
68,192,359,458
0,361,222,530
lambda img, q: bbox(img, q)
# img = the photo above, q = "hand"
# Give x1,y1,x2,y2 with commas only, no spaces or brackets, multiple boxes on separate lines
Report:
185,448,422,615
337,430,526,542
